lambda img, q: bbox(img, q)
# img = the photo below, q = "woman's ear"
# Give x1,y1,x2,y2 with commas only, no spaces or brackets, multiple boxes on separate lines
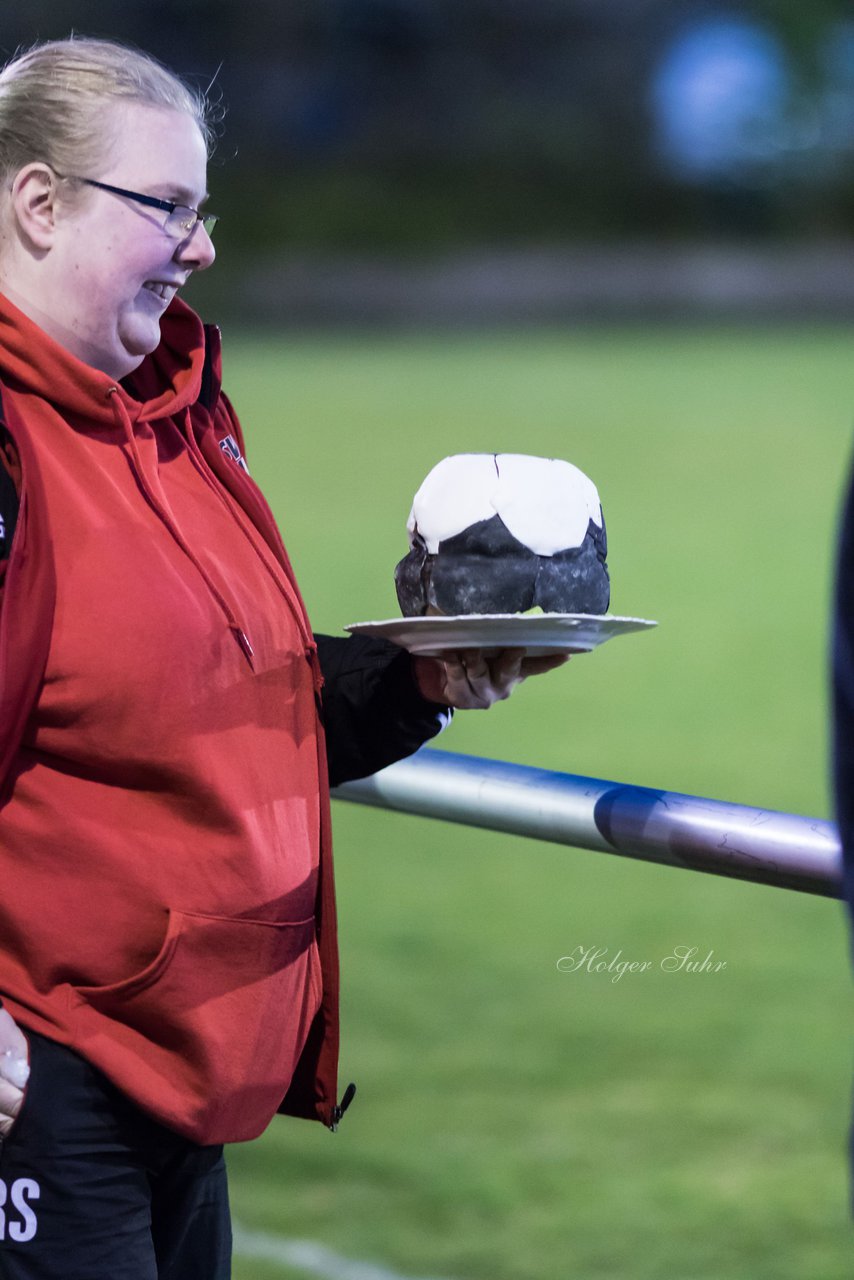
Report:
9,164,61,251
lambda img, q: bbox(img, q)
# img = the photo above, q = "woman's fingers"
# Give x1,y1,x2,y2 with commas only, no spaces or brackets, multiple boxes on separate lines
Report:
473,647,525,703
0,1009,29,1138
0,1009,30,1114
444,647,526,708
520,653,571,677
413,647,571,710
0,1075,24,1137
441,651,493,709
0,1007,29,1065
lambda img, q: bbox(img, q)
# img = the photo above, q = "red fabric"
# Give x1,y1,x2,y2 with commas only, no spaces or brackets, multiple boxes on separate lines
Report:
0,293,340,1143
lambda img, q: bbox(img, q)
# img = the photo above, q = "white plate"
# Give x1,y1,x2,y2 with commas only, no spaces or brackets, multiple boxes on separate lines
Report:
345,613,657,657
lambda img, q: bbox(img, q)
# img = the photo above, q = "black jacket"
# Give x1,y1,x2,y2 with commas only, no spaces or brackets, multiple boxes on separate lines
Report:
832,461,854,909
316,632,448,785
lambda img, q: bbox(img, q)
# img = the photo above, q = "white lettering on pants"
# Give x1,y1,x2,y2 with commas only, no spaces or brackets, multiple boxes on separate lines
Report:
0,1178,40,1242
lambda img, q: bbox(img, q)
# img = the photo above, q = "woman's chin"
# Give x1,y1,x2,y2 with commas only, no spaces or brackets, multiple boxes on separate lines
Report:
118,314,165,362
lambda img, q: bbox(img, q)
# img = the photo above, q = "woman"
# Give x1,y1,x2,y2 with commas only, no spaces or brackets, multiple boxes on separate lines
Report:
0,36,563,1279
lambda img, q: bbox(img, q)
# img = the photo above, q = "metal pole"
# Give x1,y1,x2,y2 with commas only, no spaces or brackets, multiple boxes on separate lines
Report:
332,749,843,899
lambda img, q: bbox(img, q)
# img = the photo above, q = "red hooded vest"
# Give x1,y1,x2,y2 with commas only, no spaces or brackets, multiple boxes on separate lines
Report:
0,292,342,1144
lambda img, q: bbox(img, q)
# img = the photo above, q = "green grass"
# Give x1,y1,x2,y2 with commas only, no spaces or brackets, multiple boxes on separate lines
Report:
216,325,854,1278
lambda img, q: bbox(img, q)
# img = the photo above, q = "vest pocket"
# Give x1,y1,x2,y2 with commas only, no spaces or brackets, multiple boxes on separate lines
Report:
71,908,322,1144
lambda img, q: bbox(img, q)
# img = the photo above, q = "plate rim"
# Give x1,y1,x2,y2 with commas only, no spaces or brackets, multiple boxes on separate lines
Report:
344,613,657,656
345,612,657,629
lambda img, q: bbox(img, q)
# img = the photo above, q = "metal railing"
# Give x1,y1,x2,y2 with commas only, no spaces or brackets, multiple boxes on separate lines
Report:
332,749,844,899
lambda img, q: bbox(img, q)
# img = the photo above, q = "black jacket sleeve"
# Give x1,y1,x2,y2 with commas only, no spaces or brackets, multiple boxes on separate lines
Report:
0,426,20,565
833,455,854,909
315,633,451,787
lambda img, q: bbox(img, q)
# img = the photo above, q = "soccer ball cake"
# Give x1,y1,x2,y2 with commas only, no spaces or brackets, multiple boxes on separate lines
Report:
394,453,610,616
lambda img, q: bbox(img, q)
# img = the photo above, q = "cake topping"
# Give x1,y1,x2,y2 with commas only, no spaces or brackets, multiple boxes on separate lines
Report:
395,453,609,617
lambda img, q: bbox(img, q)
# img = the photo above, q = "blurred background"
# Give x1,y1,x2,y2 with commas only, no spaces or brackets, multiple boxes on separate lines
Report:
9,0,854,322
6,4,854,1278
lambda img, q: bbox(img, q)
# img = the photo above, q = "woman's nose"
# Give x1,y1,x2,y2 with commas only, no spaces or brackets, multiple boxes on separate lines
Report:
174,221,216,271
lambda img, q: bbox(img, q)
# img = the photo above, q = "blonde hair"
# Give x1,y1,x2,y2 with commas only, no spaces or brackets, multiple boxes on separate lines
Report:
0,36,215,186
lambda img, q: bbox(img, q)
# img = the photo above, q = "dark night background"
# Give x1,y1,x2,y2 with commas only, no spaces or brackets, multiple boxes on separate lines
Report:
7,2,854,320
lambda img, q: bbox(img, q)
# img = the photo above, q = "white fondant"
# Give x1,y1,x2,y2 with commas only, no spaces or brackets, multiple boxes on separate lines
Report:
407,453,602,557
406,454,498,553
494,454,602,554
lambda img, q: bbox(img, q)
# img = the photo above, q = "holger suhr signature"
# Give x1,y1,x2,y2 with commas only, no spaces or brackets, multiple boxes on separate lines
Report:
556,945,727,983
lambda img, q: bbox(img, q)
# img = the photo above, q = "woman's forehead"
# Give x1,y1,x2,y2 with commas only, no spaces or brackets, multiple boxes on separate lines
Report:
103,102,208,195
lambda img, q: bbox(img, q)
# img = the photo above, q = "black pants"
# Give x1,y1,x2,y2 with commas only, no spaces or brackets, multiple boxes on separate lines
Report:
0,1031,231,1279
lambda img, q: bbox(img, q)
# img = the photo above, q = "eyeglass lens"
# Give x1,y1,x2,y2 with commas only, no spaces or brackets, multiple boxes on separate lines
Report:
165,207,218,238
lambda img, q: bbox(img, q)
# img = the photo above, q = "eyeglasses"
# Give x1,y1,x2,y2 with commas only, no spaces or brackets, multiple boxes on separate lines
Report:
55,173,219,239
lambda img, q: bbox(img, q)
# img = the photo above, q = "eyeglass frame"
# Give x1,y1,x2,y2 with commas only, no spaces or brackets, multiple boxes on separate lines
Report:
52,171,219,239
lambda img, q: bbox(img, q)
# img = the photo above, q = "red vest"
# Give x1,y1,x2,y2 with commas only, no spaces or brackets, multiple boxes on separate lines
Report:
0,293,341,1143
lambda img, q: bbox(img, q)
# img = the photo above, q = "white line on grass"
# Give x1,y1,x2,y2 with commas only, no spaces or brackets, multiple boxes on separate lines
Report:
233,1222,454,1280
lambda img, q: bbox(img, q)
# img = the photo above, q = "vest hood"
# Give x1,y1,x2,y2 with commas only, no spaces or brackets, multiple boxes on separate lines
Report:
0,291,205,425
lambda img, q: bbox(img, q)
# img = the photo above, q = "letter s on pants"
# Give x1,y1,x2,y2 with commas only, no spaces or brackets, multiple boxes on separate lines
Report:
9,1178,39,1242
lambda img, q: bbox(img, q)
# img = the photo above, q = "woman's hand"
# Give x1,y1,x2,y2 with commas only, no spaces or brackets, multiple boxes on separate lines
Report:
0,1006,29,1138
413,647,569,710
